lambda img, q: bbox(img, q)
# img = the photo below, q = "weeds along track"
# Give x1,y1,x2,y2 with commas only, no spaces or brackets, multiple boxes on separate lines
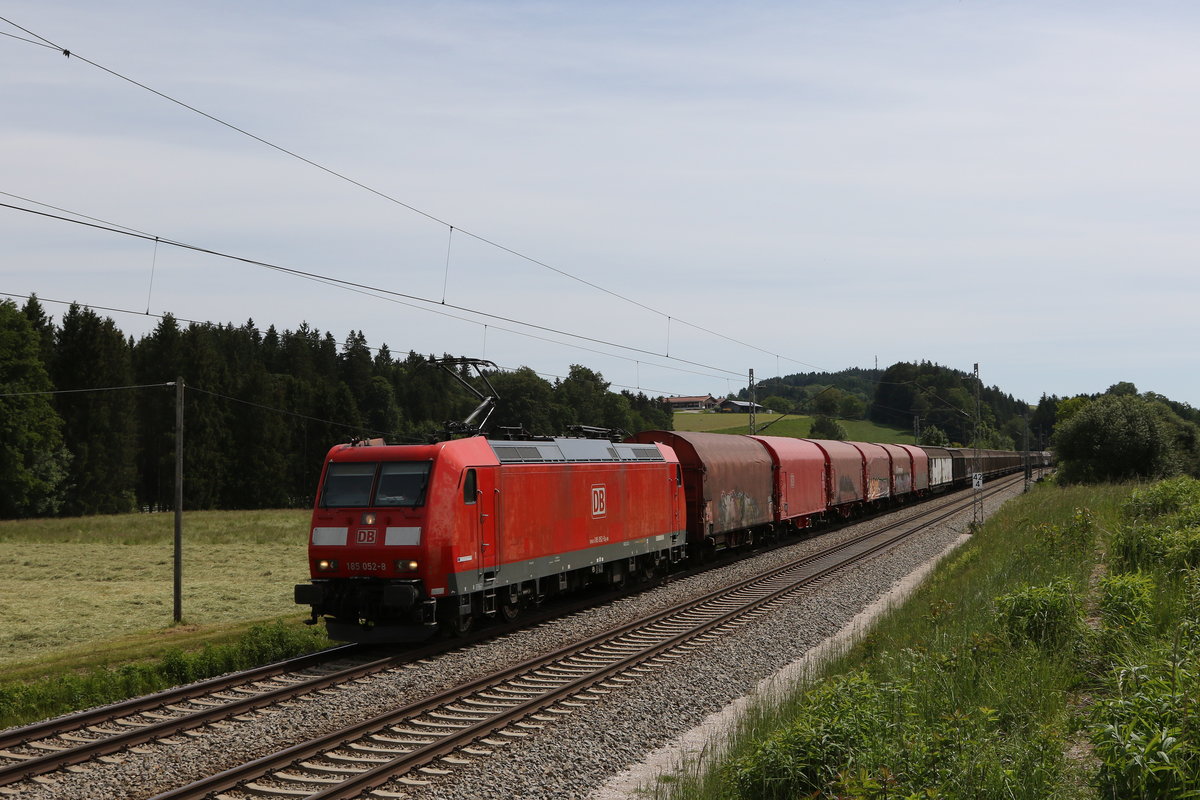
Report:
141,475,1027,800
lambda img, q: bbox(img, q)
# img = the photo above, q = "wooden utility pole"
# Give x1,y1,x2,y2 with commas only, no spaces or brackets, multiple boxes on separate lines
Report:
174,377,184,624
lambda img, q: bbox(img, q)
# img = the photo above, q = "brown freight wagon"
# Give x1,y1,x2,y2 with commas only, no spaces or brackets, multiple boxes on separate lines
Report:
627,430,773,551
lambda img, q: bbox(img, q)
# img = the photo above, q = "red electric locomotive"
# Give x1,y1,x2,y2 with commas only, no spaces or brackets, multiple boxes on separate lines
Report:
294,435,686,642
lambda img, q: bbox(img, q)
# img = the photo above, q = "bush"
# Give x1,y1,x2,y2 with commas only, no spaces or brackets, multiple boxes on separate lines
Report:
1091,660,1200,798
994,579,1084,650
808,414,846,440
1164,528,1200,571
728,671,895,799
1053,396,1180,484
1110,481,1200,572
727,657,1064,800
1111,523,1172,573
1036,507,1096,554
1099,572,1156,641
1123,478,1200,521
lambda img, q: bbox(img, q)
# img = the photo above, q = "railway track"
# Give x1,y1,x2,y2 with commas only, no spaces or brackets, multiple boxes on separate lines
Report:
0,550,758,791
0,589,646,791
137,475,1027,800
0,645,391,787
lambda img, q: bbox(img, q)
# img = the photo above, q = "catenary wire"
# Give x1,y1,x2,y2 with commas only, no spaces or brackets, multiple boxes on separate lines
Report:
0,379,414,441
183,384,395,438
0,382,173,398
0,14,819,372
1,200,750,379
1,292,699,399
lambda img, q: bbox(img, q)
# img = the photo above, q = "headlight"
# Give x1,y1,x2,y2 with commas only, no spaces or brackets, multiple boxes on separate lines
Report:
395,559,419,572
361,512,377,525
316,559,338,572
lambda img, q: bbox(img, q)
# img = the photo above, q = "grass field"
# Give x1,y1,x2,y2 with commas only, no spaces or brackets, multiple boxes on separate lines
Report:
672,412,916,443
0,509,312,681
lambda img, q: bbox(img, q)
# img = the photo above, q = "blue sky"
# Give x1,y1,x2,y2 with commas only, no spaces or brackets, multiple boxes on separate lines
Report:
3,2,1198,406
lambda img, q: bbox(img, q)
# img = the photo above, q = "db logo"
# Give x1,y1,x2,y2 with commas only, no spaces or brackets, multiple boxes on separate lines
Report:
591,485,607,518
356,529,377,545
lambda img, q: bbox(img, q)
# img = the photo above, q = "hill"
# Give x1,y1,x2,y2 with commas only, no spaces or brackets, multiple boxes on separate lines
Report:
672,412,916,443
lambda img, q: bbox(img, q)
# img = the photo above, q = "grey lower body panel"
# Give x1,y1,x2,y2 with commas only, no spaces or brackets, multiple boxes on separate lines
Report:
443,529,686,596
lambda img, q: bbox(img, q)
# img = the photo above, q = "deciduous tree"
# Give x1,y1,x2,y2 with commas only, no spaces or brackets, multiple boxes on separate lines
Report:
1053,395,1179,483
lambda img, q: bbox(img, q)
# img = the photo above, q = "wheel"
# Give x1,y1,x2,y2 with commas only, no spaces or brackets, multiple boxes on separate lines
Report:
499,599,521,622
438,599,474,636
443,611,473,636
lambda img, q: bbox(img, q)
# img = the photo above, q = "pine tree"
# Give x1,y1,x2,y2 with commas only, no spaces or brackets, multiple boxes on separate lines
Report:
52,304,138,514
132,315,184,510
0,300,70,517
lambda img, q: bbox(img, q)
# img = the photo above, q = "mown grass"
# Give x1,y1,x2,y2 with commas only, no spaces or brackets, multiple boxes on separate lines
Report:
0,508,307,545
0,508,329,727
0,621,331,729
653,479,1136,800
673,412,916,443
0,509,312,667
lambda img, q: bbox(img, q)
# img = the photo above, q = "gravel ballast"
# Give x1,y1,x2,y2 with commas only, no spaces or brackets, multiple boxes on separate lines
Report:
9,482,1028,800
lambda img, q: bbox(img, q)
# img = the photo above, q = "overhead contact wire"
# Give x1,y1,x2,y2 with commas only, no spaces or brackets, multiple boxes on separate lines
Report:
0,201,747,379
0,15,809,370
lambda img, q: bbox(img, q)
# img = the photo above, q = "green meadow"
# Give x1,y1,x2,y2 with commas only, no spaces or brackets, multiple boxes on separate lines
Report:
0,509,314,681
673,411,917,443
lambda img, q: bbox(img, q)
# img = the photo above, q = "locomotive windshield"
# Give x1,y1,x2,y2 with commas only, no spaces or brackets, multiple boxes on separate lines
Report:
320,461,431,508
375,462,430,507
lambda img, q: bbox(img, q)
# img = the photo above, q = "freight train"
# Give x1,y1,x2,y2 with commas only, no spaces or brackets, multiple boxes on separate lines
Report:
294,430,1047,642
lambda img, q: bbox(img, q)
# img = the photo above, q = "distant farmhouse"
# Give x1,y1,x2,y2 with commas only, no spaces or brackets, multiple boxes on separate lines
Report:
664,394,718,411
717,399,768,413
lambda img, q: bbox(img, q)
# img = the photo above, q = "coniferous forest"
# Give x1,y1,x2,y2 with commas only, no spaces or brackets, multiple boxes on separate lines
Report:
8,296,1199,520
0,298,672,519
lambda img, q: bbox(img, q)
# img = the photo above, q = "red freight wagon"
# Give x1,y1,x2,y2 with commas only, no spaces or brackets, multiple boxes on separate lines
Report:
297,435,686,642
896,444,930,492
879,443,914,497
628,430,773,549
850,442,892,501
922,446,954,488
803,439,865,512
748,435,827,529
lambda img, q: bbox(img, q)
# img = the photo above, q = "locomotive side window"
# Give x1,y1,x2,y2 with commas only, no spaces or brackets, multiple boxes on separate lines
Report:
463,469,477,504
321,462,376,508
375,462,431,507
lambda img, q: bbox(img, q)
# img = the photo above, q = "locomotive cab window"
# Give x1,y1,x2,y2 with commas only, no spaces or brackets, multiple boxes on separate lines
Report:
321,462,376,508
375,462,431,507
463,469,477,504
